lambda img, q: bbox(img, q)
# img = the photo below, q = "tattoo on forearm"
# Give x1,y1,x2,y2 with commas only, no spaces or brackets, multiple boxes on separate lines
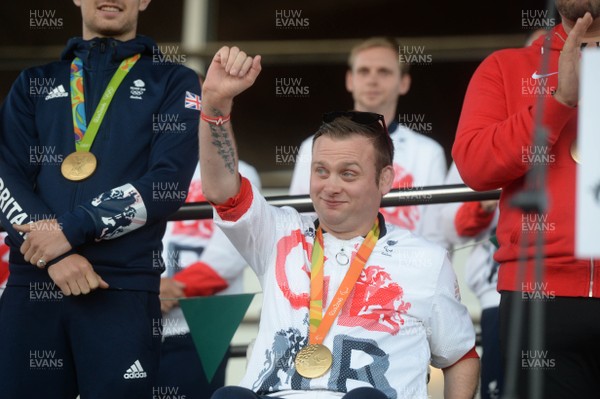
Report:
208,108,236,174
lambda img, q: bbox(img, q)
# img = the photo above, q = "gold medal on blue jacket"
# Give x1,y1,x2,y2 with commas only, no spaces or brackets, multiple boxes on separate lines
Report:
63,54,140,180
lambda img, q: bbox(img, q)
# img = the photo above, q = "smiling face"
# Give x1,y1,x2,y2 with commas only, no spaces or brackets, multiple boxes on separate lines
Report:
73,0,151,41
310,134,393,240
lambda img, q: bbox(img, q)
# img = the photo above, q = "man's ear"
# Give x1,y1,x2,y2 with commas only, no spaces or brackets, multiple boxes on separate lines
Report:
139,0,151,12
398,73,411,96
345,69,354,93
73,0,82,7
379,165,395,195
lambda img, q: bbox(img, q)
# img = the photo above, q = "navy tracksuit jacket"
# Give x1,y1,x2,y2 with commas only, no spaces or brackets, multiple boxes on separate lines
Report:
0,35,201,293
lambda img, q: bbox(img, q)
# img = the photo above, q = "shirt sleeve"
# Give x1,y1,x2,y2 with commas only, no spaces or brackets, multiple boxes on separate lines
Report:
173,260,229,297
214,177,302,278
426,254,477,369
199,162,263,282
0,70,77,263
455,202,495,237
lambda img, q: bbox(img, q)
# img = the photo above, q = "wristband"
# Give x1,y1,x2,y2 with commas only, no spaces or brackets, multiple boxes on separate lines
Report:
201,112,231,126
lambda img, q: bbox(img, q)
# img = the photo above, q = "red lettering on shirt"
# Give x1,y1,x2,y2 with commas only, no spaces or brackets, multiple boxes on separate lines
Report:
275,229,313,310
338,265,411,335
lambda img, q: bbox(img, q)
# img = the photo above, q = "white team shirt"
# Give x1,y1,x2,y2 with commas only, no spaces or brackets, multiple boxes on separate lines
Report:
438,163,500,310
289,124,447,240
215,182,475,399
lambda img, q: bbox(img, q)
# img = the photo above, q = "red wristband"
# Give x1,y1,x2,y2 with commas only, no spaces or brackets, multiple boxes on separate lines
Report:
201,112,231,126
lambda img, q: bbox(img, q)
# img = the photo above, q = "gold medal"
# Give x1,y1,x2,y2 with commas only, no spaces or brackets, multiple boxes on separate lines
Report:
570,140,580,164
61,151,97,181
295,344,333,379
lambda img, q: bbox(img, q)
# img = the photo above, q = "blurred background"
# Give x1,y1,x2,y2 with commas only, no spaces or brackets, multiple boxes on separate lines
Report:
0,0,550,397
1,0,548,186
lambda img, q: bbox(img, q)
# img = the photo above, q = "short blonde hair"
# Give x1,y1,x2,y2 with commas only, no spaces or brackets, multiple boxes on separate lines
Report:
348,37,410,75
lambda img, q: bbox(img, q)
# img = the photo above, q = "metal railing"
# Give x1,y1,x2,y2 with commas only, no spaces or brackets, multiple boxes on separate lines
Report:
171,184,501,220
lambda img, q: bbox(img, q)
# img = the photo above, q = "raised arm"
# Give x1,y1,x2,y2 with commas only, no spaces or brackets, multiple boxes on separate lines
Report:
199,46,262,204
452,13,592,191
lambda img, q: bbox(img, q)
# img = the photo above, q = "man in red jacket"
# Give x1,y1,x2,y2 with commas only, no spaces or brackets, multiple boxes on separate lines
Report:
452,1,600,397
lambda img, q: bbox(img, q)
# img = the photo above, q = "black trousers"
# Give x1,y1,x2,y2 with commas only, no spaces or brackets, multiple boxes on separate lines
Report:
500,291,600,398
480,306,504,399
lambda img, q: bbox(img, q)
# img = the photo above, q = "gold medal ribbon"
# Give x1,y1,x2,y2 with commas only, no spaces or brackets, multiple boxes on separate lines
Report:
63,54,140,181
309,217,380,344
295,218,380,379
70,54,140,151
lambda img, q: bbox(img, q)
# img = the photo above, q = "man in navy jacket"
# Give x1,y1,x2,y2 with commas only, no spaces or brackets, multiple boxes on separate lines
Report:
0,1,200,398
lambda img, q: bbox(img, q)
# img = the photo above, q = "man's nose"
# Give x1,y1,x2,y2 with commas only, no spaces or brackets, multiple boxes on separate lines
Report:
323,176,343,195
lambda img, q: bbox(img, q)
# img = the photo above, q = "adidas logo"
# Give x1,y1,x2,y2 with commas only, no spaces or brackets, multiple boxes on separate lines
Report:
44,85,68,100
123,360,147,379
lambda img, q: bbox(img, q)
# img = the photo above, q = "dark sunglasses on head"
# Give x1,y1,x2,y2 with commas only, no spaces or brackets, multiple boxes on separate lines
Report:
323,111,387,133
322,110,393,158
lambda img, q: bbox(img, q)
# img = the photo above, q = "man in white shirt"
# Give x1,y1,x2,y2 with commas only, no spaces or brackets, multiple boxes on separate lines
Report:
290,37,447,239
198,46,479,399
